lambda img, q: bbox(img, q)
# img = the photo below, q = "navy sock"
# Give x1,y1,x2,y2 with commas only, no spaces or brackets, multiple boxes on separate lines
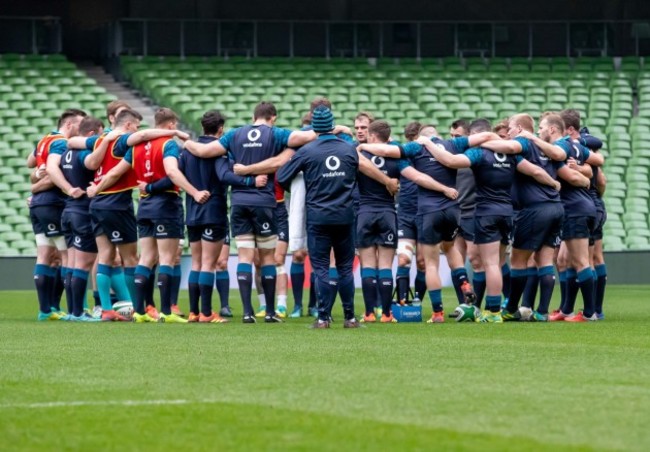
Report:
261,265,277,316
50,266,63,311
237,263,254,316
564,268,578,315
578,267,595,317
158,265,173,315
290,262,305,309
396,266,410,303
71,269,89,317
473,271,486,309
171,264,181,305
537,266,555,315
93,290,101,307
146,264,157,307
428,289,442,313
199,271,215,316
34,264,51,314
308,272,316,309
338,270,356,320
188,270,200,315
63,266,73,314
216,271,230,309
521,267,539,309
134,265,151,315
486,295,502,313
361,267,378,315
451,267,469,304
595,264,607,314
506,268,528,313
415,270,426,301
328,267,339,309
558,270,568,312
378,268,394,317
501,264,511,300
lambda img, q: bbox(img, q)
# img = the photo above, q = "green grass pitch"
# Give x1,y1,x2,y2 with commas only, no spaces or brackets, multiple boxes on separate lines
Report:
1,286,649,451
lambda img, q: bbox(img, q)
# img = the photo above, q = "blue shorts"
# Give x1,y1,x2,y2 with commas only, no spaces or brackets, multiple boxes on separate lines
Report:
230,205,276,238
30,205,64,237
397,214,417,241
458,216,475,242
275,201,289,243
592,208,607,241
137,217,184,239
187,224,229,243
474,215,512,245
417,206,459,245
561,215,596,241
512,203,563,251
356,210,398,249
61,210,98,253
90,208,138,244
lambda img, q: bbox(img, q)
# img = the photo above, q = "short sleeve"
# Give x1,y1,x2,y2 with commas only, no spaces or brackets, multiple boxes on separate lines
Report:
397,159,411,171
402,142,421,157
163,140,181,159
464,148,483,166
113,134,132,157
218,129,237,150
554,139,572,159
78,150,92,165
337,133,354,143
86,136,99,150
123,149,133,164
451,136,470,153
515,155,524,164
513,137,531,156
49,138,68,156
273,127,292,149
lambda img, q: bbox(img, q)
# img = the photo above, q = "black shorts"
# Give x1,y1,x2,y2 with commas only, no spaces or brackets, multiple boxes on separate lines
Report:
458,216,475,242
512,203,563,251
474,215,513,245
137,218,184,239
591,208,607,242
187,224,229,243
90,208,138,244
561,215,596,242
416,206,459,245
275,202,289,243
30,205,64,237
230,205,276,238
61,210,98,253
397,214,417,241
356,210,398,249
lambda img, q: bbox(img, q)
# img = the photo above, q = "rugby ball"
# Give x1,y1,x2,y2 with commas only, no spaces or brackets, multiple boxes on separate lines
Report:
113,301,134,319
454,303,480,322
518,306,533,321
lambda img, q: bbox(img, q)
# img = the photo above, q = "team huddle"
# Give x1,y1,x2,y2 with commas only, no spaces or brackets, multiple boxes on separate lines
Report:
27,96,607,326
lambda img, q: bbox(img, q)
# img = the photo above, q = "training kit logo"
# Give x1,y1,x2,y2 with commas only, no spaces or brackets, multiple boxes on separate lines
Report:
63,150,73,169
493,152,511,168
323,156,345,178
244,129,263,148
111,230,122,242
204,228,213,237
156,224,167,236
371,156,385,169
262,222,270,232
74,236,81,244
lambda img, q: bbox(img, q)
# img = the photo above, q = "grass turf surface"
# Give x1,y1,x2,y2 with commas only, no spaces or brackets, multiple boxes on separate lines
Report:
1,286,649,451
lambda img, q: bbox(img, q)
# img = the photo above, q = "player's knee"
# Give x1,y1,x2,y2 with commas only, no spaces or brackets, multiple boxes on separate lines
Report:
292,250,306,263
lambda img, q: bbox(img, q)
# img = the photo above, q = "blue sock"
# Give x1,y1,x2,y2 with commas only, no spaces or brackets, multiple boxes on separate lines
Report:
111,267,132,302
33,264,51,314
261,265,277,316
158,265,174,315
451,267,469,304
506,268,528,313
198,271,215,316
361,267,378,315
396,266,411,303
559,270,568,312
594,264,607,314
378,268,394,316
537,266,555,315
123,266,136,303
473,271,486,308
428,289,442,313
93,290,101,307
215,270,230,309
71,269,89,317
577,267,595,317
97,264,113,310
486,295,502,313
188,270,200,315
290,262,305,308
171,264,182,305
134,265,152,315
522,267,539,309
415,270,426,300
501,264,511,300
62,266,73,313
237,263,254,316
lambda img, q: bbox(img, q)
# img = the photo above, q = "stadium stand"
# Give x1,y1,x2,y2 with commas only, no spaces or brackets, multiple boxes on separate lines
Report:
1,53,649,253
0,54,117,256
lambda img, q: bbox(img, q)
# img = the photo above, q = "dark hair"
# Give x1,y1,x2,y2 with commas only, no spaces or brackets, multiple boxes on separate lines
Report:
403,121,422,141
469,118,492,134
368,120,391,143
114,109,143,126
57,108,86,129
355,111,375,123
253,101,277,120
201,110,226,135
78,117,104,136
154,107,179,126
106,100,130,121
560,109,581,131
450,119,470,134
310,96,332,112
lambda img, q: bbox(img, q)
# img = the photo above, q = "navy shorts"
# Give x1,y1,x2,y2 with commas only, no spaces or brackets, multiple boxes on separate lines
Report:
137,217,184,239
275,201,289,243
512,203,563,251
397,214,417,241
458,216,475,242
230,205,276,238
474,215,512,245
356,210,398,249
90,208,138,244
561,215,596,241
591,208,607,241
30,205,64,237
416,206,459,245
61,210,98,253
187,224,229,243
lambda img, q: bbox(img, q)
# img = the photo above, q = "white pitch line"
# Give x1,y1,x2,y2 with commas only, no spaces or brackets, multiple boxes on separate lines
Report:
0,399,219,410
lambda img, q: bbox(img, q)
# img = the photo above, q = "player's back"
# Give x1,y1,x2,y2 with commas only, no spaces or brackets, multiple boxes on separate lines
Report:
357,150,400,213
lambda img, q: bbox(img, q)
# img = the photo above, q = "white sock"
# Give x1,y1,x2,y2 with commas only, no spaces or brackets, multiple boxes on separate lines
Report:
258,294,266,308
277,295,287,308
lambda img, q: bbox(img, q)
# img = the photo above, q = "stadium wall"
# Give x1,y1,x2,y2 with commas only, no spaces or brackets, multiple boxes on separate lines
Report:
0,252,647,291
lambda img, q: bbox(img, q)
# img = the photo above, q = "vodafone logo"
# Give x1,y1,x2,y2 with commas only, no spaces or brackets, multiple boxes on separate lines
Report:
494,153,507,163
111,231,121,239
204,228,213,237
47,223,56,231
247,129,261,142
156,224,165,233
325,156,341,171
65,151,73,164
371,156,385,168
74,236,81,244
